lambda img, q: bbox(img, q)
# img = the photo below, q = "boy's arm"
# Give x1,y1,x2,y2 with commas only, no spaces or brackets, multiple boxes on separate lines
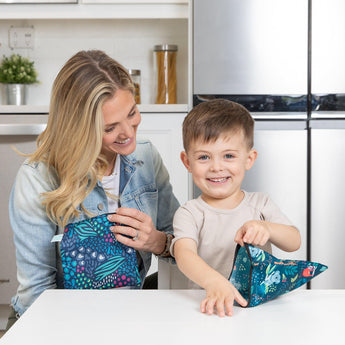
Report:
234,221,301,252
174,238,247,317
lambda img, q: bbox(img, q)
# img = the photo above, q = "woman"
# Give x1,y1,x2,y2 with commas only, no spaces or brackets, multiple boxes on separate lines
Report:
8,50,179,321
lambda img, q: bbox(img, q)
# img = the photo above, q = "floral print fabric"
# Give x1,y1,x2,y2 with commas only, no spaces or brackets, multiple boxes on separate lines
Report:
229,244,328,307
60,213,141,289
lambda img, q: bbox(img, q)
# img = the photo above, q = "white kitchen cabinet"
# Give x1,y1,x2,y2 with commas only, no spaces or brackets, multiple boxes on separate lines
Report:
310,120,345,289
159,120,309,289
0,110,188,310
139,111,188,206
242,121,308,261
139,111,189,275
0,114,48,308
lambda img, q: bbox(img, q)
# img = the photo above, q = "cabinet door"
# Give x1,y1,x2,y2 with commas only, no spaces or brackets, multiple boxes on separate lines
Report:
310,121,345,288
138,112,188,206
138,112,189,276
242,121,307,261
0,135,38,304
163,120,308,290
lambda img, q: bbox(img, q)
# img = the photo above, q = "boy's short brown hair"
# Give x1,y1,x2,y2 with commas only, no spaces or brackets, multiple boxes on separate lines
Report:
182,99,254,152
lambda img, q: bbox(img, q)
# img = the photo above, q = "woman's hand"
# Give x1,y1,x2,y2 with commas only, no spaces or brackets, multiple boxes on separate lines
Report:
108,207,166,254
201,277,248,317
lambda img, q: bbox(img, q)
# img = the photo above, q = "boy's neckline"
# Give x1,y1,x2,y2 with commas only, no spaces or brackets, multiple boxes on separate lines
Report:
200,190,246,210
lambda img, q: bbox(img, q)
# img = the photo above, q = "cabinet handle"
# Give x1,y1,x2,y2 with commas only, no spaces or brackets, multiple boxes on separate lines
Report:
0,124,46,135
0,279,10,284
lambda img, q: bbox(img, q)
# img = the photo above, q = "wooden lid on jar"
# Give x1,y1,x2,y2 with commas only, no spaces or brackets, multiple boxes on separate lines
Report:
154,44,178,52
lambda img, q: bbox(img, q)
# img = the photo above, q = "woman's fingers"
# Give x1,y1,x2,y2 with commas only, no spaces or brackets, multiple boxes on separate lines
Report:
109,207,148,222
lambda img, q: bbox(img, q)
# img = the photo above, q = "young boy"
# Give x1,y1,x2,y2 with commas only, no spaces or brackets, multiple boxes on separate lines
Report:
171,99,301,317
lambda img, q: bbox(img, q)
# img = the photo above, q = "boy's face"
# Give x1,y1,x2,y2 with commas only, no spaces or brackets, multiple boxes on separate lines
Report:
181,130,257,208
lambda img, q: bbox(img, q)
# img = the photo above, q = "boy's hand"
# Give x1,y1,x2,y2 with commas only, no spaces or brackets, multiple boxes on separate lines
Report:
201,277,247,317
234,220,271,247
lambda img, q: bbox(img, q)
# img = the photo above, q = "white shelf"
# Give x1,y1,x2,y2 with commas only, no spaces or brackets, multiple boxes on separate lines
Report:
0,104,188,114
0,2,188,19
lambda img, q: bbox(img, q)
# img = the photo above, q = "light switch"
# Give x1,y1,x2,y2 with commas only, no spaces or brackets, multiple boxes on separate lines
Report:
8,26,35,49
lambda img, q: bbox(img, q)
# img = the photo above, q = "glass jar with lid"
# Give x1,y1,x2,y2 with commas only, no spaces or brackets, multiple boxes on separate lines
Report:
128,69,141,104
153,44,178,104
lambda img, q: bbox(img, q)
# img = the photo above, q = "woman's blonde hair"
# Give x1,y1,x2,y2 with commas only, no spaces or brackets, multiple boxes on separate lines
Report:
30,50,134,228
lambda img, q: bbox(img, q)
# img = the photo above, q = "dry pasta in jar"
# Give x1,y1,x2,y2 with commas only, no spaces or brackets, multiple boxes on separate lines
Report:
154,44,178,104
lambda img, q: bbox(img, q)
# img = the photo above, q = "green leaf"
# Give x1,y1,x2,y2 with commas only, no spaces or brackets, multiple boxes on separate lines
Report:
0,54,39,84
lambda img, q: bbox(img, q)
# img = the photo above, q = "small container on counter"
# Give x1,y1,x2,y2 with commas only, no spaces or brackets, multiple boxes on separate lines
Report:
153,44,178,104
128,69,141,104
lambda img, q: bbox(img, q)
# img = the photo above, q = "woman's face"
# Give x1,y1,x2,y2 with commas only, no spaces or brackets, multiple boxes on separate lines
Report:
101,89,141,161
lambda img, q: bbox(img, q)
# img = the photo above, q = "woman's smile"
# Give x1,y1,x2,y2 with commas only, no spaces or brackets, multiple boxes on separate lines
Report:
101,89,141,161
115,138,131,145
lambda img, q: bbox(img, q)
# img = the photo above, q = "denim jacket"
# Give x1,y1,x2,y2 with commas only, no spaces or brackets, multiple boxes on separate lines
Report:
9,140,179,316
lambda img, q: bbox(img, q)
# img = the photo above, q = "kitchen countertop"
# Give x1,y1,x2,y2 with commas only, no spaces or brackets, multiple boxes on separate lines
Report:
1,289,343,345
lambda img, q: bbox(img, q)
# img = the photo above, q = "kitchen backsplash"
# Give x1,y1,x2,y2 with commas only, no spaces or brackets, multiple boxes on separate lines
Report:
0,18,188,105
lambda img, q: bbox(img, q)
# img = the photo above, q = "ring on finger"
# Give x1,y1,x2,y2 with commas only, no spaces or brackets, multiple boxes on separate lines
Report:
132,229,139,241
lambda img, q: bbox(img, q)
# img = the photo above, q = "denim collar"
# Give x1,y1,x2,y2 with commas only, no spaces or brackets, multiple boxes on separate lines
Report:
95,153,144,196
120,153,144,194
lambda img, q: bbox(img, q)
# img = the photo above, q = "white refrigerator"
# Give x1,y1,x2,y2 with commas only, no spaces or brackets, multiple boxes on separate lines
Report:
193,0,345,288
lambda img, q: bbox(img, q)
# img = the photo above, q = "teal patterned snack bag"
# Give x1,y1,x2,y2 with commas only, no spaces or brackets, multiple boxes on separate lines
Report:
229,244,328,307
60,213,141,289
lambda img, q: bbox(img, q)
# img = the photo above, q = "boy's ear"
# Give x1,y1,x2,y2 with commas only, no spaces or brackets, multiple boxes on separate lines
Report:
180,151,192,172
245,149,257,170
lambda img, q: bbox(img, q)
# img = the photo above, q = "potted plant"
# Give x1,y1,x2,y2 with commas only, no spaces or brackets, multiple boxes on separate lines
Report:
0,53,39,105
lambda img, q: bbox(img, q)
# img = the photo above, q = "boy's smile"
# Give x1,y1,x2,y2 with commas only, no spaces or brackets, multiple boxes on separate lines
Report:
181,130,257,209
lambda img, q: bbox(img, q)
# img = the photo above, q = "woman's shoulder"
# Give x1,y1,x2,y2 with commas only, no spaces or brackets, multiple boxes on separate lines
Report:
17,159,58,189
20,159,48,175
135,139,154,153
130,139,160,161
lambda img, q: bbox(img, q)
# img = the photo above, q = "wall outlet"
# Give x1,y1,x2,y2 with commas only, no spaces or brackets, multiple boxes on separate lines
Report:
8,27,35,49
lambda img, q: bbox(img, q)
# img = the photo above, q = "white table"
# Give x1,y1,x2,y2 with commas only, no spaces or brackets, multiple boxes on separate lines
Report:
1,289,344,345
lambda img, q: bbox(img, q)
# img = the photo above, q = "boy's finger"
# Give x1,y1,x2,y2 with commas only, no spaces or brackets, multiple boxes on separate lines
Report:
200,299,207,313
224,297,234,316
206,298,216,315
235,292,248,307
235,238,244,246
234,229,245,246
216,300,226,317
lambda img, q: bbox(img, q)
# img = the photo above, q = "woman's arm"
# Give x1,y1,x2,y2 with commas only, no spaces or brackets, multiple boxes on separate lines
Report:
9,162,58,315
109,141,179,255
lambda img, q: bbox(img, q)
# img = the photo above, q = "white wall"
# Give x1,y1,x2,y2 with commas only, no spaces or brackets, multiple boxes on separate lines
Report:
0,18,188,105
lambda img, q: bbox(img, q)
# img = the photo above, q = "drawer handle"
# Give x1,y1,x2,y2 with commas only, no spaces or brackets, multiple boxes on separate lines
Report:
0,124,46,135
0,279,10,284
